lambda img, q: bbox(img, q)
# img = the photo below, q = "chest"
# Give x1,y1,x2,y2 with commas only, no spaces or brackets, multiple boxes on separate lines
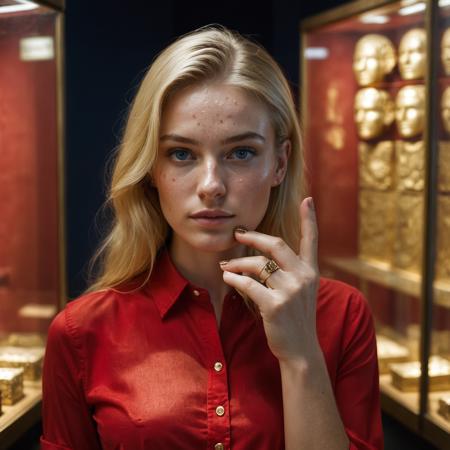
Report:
84,298,285,450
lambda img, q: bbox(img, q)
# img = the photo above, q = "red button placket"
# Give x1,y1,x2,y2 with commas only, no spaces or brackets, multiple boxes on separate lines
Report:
191,288,231,450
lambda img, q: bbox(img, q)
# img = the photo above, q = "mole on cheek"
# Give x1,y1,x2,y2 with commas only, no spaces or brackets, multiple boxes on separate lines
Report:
172,178,176,182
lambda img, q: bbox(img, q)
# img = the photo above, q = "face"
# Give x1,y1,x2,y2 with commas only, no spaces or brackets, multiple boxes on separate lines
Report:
442,29,450,76
153,83,289,255
442,87,450,134
353,41,383,86
399,30,426,80
395,86,425,138
354,89,386,139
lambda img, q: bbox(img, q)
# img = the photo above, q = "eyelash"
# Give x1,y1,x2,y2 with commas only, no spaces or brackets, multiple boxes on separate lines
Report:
167,147,257,162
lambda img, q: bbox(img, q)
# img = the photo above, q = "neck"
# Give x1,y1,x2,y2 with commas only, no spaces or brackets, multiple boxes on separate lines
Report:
168,238,246,301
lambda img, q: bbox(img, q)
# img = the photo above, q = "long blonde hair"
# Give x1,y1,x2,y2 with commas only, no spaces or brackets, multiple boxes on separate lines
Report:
84,25,305,312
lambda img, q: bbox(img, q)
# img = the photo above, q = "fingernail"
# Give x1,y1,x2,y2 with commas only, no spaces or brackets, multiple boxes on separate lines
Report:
233,226,248,234
219,260,229,266
308,197,315,211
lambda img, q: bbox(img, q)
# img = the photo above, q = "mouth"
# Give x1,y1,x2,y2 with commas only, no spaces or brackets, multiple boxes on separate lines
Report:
189,210,235,227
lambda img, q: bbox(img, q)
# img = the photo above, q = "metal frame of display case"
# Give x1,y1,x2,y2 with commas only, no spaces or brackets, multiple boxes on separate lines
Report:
300,1,449,449
0,0,66,448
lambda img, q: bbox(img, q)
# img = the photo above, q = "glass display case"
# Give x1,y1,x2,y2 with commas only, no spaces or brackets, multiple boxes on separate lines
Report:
0,0,65,447
300,0,449,448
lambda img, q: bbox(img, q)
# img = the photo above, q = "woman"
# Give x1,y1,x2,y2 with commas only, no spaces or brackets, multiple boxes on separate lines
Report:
40,26,383,450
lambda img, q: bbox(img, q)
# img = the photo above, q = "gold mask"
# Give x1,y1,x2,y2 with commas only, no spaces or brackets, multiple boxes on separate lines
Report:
398,29,426,80
441,28,450,75
441,87,450,134
395,85,425,138
354,88,394,139
353,34,396,86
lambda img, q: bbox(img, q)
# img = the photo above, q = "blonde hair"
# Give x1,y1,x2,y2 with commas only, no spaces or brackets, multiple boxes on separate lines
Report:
84,25,305,313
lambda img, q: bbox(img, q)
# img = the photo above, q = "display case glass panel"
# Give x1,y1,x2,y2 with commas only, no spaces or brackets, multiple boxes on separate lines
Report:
428,0,450,441
302,1,450,447
0,0,64,442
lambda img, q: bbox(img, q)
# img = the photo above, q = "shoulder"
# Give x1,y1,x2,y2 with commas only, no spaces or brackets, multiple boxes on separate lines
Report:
48,284,148,340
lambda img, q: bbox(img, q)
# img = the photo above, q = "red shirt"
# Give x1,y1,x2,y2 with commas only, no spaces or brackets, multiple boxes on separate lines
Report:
40,249,383,450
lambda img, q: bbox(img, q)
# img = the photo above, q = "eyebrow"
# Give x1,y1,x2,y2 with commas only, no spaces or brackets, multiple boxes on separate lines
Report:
159,132,266,145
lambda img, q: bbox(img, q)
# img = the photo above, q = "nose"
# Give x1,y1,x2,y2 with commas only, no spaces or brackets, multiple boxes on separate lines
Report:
196,158,226,202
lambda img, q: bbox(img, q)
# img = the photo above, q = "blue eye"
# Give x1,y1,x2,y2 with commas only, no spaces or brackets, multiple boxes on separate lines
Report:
230,148,255,160
170,149,191,161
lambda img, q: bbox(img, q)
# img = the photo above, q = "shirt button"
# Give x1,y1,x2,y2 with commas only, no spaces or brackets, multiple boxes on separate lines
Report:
214,361,223,372
215,405,225,416
193,289,200,296
214,444,225,450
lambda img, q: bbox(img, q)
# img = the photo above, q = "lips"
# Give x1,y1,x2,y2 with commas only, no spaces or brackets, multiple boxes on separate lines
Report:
190,210,234,219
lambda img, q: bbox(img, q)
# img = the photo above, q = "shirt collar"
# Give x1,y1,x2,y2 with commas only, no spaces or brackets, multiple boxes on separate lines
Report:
144,247,192,319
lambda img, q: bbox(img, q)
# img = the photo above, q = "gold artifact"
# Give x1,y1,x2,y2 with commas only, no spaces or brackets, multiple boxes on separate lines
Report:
442,87,450,135
395,85,425,138
325,84,345,150
354,88,395,139
0,346,44,381
359,190,395,264
441,28,450,76
358,141,394,190
353,34,396,86
390,356,450,392
439,141,450,192
0,332,46,348
396,141,425,192
376,335,410,374
393,193,423,273
438,394,450,421
435,195,450,282
398,28,426,80
0,367,24,405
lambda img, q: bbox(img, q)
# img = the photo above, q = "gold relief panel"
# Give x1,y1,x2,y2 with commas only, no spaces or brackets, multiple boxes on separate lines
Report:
435,195,450,282
358,141,394,190
396,140,425,192
393,193,423,273
359,189,395,264
439,141,450,192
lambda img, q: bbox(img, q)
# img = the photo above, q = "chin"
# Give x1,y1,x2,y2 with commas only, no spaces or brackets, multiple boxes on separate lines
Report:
189,234,240,254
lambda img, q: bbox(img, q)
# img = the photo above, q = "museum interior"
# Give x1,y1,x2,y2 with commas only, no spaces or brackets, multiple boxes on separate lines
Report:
0,0,449,449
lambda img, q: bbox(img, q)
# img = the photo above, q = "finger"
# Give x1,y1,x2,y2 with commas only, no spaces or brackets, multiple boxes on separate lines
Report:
222,270,272,310
299,197,318,269
220,255,285,286
233,230,298,270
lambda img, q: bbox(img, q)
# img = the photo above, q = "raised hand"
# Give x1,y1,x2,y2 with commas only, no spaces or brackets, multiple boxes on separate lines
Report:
221,197,320,363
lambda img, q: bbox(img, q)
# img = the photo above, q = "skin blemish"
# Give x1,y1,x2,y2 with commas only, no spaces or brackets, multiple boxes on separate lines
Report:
192,114,197,118
172,178,176,182
220,120,223,124
197,122,201,126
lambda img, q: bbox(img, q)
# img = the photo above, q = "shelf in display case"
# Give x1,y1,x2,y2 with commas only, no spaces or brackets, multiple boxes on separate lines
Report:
324,256,450,308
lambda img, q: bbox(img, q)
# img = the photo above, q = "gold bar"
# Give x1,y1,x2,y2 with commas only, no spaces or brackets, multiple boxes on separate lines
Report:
396,140,425,192
438,394,450,421
376,335,410,374
358,141,395,190
0,346,44,381
0,367,24,405
390,356,450,392
435,195,450,282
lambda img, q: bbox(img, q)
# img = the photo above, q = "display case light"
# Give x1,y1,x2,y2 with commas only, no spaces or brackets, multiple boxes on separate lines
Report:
304,47,329,60
398,2,426,15
360,14,389,24
0,0,39,14
439,0,450,7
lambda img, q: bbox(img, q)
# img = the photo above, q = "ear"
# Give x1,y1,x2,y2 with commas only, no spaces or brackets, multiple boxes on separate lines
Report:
271,139,291,187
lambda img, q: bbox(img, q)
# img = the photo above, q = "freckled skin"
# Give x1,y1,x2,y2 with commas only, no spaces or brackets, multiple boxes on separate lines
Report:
153,83,288,254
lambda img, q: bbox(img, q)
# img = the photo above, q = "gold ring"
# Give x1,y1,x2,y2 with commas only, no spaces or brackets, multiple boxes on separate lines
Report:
258,259,280,285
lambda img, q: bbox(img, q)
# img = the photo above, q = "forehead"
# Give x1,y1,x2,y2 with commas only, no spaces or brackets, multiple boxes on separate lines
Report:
397,89,423,106
400,34,425,51
355,91,382,108
355,41,380,57
160,83,272,133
